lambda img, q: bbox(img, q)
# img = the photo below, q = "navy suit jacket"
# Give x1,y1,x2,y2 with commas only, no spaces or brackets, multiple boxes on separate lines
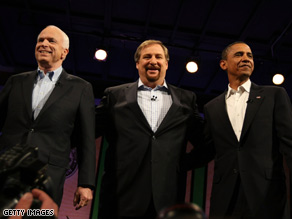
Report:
0,70,96,205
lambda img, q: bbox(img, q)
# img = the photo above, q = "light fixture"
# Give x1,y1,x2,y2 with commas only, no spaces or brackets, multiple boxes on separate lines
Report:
94,48,107,61
272,73,285,85
186,61,198,73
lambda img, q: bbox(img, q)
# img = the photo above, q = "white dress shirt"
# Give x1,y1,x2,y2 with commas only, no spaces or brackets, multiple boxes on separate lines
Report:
226,79,251,141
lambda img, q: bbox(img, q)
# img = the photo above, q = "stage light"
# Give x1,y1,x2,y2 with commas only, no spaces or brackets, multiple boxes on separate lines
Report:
94,49,107,61
272,73,284,85
186,61,198,73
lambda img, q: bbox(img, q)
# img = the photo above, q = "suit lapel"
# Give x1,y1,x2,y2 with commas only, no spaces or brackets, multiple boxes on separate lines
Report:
213,92,239,142
240,83,264,141
155,84,181,134
35,70,71,119
125,81,152,131
22,71,38,118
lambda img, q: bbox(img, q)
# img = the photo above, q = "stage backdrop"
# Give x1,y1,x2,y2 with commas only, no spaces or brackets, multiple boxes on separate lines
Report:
58,138,101,219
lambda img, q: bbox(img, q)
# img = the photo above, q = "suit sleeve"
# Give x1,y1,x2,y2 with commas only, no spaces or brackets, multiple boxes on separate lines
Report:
187,92,204,147
275,88,292,169
0,76,12,132
76,82,96,187
95,88,110,138
181,93,215,171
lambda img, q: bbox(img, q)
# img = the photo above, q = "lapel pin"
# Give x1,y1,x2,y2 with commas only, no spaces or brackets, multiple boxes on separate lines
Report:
256,96,261,99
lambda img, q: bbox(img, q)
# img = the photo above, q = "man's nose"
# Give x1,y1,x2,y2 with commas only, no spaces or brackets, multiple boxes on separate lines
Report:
242,53,251,61
40,39,49,46
149,57,157,64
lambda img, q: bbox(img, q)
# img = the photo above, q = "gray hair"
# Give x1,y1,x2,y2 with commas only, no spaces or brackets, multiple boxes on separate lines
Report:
38,25,70,50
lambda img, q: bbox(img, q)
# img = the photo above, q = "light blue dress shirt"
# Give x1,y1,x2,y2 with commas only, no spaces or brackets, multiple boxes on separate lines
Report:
32,66,62,119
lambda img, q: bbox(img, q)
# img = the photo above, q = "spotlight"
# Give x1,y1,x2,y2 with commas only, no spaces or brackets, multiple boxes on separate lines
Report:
272,73,284,85
94,49,107,61
186,61,198,73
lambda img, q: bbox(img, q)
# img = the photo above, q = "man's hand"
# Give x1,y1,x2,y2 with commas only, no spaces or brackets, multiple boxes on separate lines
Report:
9,192,33,219
73,187,93,210
31,188,58,215
9,188,58,219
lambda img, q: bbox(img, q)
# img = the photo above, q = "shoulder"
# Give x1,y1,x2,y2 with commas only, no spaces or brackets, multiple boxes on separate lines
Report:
11,71,35,78
168,84,198,104
105,82,136,93
167,83,196,96
252,83,287,94
252,82,280,90
5,71,36,84
205,92,225,107
64,72,92,87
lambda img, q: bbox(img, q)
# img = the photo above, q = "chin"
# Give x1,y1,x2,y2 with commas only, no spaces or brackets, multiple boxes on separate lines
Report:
147,77,160,83
38,60,51,67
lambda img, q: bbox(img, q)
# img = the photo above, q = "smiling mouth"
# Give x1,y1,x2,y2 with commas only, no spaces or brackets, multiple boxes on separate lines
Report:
147,67,160,71
39,50,52,54
147,69,160,75
239,65,251,68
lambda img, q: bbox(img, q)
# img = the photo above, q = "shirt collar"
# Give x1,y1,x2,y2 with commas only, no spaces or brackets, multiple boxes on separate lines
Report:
37,66,63,82
138,78,169,92
226,79,251,99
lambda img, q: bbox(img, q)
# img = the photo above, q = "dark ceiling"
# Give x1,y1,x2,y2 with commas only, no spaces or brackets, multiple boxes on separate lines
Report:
0,0,292,111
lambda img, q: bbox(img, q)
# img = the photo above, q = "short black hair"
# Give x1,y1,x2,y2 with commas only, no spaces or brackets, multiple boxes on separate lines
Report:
221,41,247,60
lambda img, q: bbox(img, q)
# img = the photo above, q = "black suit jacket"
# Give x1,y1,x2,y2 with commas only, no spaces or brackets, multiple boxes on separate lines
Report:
201,83,292,218
0,70,96,206
95,81,204,217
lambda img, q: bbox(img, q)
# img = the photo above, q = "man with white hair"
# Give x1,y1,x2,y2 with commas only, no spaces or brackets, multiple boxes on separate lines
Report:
0,25,96,209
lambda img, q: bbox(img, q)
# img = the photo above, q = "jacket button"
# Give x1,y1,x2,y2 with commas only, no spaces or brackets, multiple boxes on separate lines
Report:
233,169,238,174
152,136,156,140
30,129,34,132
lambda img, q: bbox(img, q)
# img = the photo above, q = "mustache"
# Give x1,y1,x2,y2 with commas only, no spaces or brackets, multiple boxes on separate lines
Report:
146,65,160,71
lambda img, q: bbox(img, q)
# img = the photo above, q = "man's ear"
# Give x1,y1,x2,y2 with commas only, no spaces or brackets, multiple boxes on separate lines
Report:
220,60,227,71
61,48,69,60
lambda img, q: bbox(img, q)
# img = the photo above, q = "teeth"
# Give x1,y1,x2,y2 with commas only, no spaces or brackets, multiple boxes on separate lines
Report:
40,51,51,54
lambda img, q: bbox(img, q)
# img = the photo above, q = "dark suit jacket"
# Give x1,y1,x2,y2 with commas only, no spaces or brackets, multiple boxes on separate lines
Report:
202,83,292,218
95,81,204,217
0,70,96,206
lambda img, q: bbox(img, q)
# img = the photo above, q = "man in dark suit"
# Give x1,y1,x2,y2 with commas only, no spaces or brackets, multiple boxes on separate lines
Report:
95,40,204,219
0,25,96,209
193,41,292,218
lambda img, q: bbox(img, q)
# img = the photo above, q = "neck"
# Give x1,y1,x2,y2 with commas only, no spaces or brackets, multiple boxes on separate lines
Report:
39,65,60,74
228,75,249,90
140,78,164,89
229,79,248,90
